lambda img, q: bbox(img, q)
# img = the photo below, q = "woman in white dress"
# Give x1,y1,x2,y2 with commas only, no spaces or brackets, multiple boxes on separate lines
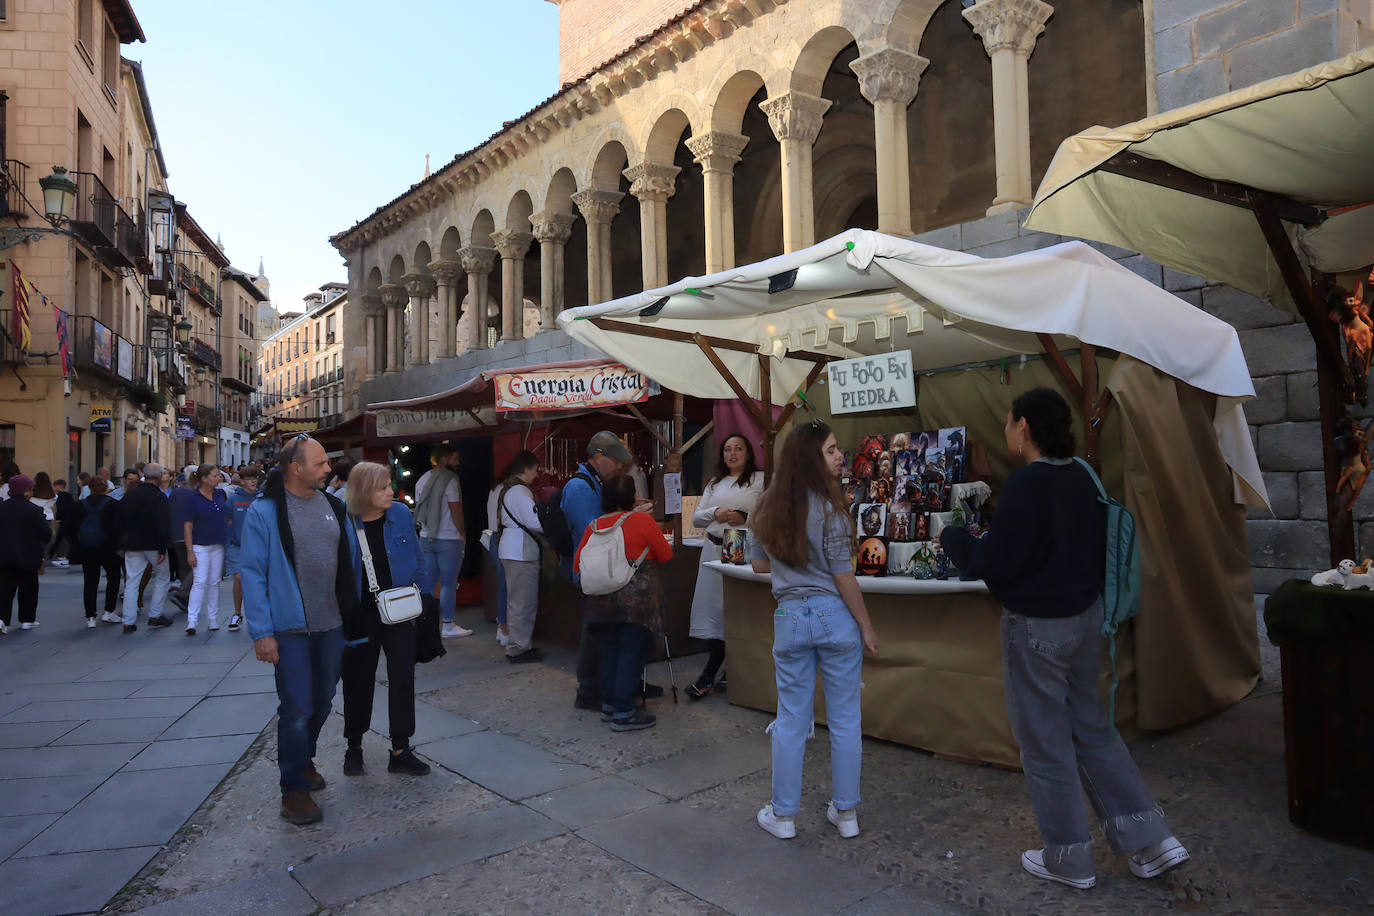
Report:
686,433,764,700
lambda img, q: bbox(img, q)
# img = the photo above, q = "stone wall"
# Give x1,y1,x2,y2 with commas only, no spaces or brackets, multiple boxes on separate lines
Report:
552,0,702,86
1152,0,1374,111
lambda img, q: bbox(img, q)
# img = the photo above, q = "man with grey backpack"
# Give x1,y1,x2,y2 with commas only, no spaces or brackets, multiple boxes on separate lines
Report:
571,475,672,731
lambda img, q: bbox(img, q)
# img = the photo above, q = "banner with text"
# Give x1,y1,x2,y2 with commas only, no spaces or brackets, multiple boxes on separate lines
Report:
373,407,497,440
826,351,916,414
89,404,113,432
493,364,655,413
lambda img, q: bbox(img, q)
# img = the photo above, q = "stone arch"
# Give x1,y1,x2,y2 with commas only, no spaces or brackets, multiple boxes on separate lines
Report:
788,25,862,96
365,266,383,292
411,241,433,275
708,69,767,134
542,167,579,215
439,226,462,260
387,255,406,285
584,131,638,190
642,108,694,165
470,210,495,247
879,0,947,52
505,191,535,231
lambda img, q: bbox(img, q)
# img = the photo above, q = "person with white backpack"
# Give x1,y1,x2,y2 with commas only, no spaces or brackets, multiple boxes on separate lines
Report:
572,475,672,731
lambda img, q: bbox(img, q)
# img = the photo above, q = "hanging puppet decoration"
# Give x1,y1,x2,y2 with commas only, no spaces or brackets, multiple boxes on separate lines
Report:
1329,277,1372,406
1335,415,1374,513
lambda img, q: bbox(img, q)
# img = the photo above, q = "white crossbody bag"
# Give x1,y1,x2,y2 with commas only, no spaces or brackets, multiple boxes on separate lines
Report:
355,521,423,625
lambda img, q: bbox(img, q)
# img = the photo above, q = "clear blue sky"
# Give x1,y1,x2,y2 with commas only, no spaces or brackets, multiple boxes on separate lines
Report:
126,1,560,314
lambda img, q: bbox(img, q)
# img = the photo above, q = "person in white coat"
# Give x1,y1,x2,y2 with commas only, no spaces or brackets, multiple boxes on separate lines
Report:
686,433,764,699
496,451,544,663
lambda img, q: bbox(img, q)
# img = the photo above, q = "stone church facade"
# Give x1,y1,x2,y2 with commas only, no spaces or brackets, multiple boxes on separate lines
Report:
331,0,1374,590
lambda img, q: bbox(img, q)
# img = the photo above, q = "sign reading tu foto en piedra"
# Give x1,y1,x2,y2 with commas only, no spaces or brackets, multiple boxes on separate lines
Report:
493,364,657,412
827,351,916,414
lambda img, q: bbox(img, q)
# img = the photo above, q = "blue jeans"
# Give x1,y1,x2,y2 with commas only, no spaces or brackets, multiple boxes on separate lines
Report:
591,622,652,717
420,538,464,623
273,627,344,792
1002,601,1171,879
485,531,507,626
770,593,863,817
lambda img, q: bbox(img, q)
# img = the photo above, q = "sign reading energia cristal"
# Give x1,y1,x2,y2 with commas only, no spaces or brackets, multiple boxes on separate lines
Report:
493,364,655,412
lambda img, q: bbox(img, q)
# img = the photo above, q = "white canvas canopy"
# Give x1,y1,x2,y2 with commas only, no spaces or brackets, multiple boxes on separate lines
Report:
557,229,1268,508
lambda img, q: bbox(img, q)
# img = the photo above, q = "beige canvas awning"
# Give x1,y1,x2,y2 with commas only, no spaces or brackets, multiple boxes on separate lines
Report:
1025,46,1374,311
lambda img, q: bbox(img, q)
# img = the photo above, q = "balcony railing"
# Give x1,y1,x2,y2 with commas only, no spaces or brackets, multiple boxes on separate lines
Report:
69,171,140,269
125,343,159,396
186,336,221,371
0,308,19,363
114,205,146,272
180,264,219,310
194,404,221,433
70,315,128,381
2,160,28,220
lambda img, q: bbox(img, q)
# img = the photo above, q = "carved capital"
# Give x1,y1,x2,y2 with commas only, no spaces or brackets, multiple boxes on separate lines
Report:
963,0,1054,56
685,131,749,174
571,188,624,224
623,162,681,203
428,259,463,286
401,272,437,300
361,292,385,316
490,229,534,261
529,210,577,245
458,245,498,275
378,283,408,310
850,47,930,105
760,91,832,144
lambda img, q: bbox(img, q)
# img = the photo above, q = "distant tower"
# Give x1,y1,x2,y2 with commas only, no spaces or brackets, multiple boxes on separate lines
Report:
424,154,431,180
254,256,269,298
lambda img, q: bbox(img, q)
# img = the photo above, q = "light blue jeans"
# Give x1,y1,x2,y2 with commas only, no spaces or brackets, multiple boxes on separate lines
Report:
770,593,863,817
420,537,464,623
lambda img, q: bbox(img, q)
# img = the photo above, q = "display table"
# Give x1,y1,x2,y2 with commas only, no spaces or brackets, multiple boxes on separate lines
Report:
710,561,1030,768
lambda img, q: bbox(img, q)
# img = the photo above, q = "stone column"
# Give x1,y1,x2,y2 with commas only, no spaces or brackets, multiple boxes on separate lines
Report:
458,245,498,351
685,131,749,273
428,259,463,359
963,0,1054,215
851,48,929,237
571,189,623,305
530,211,577,330
490,230,534,341
760,90,832,252
401,273,436,367
623,162,680,289
378,283,408,373
361,292,383,379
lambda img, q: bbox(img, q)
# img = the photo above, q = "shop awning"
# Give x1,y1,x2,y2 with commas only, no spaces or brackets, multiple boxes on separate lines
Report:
1024,46,1374,311
558,228,1266,506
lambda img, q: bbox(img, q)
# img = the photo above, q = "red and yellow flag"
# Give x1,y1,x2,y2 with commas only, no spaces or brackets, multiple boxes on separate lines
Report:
9,261,32,352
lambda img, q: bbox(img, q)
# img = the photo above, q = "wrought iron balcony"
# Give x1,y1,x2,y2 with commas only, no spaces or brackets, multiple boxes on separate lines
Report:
68,171,140,269
70,314,127,381
193,404,221,433
185,336,221,370
1,160,28,220
0,308,19,363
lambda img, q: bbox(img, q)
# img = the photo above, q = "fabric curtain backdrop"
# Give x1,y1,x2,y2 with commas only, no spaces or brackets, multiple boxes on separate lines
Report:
712,398,782,471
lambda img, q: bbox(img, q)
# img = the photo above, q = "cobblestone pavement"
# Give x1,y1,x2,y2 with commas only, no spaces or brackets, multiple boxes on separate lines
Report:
5,567,1371,914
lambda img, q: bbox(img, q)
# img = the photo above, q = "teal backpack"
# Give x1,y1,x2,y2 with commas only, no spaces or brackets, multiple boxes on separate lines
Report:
1072,457,1142,730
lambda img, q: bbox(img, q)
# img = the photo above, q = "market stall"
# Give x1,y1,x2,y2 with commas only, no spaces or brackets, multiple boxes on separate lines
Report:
558,228,1268,765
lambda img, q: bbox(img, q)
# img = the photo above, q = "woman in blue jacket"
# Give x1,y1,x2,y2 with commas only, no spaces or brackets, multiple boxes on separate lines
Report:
340,461,430,777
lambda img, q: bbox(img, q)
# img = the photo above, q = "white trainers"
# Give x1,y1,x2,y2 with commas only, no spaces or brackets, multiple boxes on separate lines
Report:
441,623,473,639
496,630,510,646
100,612,120,624
20,621,38,630
86,618,97,629
826,802,860,838
756,804,796,840
1020,850,1096,889
51,557,69,567
1130,836,1190,878
0,623,7,634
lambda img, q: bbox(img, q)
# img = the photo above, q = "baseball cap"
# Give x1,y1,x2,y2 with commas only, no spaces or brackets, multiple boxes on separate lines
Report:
587,430,633,465
6,474,34,496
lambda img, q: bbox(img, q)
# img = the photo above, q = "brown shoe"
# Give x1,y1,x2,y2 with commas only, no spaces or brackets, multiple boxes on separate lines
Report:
279,789,322,825
304,761,326,791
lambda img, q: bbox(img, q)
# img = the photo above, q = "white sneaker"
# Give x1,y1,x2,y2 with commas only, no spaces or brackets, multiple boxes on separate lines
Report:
0,623,7,634
100,612,120,624
826,802,860,838
21,621,38,630
441,623,473,639
496,630,510,646
1130,836,1189,878
1020,850,1096,889
86,618,96,629
51,557,69,567
756,804,796,840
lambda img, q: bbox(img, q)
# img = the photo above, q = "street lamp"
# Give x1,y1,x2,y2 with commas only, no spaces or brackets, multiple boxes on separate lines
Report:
194,365,207,384
38,166,77,223
175,318,192,345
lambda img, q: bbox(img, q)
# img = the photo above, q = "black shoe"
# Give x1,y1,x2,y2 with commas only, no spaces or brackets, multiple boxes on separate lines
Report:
507,648,544,664
228,615,241,632
185,627,196,636
343,747,364,777
387,747,431,776
640,682,664,700
684,681,712,701
610,710,657,732
122,624,138,634
147,616,172,628
574,693,603,711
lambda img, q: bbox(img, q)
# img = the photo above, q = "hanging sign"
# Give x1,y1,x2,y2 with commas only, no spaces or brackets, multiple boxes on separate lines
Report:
662,472,683,515
89,404,113,432
827,351,916,414
492,364,655,412
176,415,195,439
374,407,496,439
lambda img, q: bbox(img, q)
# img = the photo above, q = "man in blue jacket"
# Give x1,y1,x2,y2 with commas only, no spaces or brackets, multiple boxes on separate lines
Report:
240,435,363,826
224,465,260,633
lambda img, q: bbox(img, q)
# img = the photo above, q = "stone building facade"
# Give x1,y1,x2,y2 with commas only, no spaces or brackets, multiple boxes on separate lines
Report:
332,0,1374,589
257,283,348,434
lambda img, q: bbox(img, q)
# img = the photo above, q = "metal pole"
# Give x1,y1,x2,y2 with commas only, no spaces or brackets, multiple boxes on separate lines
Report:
215,266,224,464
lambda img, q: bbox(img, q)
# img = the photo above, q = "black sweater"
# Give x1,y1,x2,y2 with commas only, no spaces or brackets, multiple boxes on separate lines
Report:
940,459,1105,618
0,497,52,571
118,481,171,552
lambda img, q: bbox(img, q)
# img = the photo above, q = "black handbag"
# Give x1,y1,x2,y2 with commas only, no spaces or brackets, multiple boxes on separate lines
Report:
414,592,446,664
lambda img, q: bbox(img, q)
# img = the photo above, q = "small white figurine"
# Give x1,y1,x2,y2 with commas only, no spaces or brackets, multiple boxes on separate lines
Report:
1311,558,1356,587
1345,558,1374,590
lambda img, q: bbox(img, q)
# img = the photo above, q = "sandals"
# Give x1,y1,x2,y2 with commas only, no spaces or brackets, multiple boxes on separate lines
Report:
684,682,712,701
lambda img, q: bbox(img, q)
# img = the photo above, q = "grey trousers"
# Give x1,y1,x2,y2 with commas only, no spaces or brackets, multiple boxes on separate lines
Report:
504,560,539,656
1002,600,1173,880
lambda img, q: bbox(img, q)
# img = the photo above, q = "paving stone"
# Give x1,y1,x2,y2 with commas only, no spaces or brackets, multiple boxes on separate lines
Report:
50,717,177,746
206,675,277,696
159,693,278,740
290,804,564,906
128,677,224,698
840,884,972,915
0,845,162,916
78,662,235,682
0,773,107,816
0,721,79,749
124,734,257,771
17,763,231,856
128,870,318,915
0,680,152,704
524,775,666,829
0,742,145,779
372,688,486,744
418,730,596,799
0,695,200,723
620,734,771,800
0,813,59,860
2,660,107,685
578,803,889,916
116,649,193,665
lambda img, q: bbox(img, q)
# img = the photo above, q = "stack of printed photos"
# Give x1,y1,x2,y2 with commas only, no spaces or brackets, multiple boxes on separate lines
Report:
842,428,967,577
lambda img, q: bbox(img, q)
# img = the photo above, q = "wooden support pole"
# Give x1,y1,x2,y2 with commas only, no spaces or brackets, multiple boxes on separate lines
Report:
626,403,672,452
770,359,828,438
679,420,714,457
672,391,685,547
758,354,774,477
694,333,767,427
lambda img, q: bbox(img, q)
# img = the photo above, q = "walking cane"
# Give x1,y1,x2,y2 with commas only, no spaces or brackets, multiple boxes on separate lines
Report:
662,632,679,703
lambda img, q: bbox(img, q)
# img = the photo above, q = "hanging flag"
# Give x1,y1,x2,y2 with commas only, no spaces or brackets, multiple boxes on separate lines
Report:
53,305,70,377
10,261,32,353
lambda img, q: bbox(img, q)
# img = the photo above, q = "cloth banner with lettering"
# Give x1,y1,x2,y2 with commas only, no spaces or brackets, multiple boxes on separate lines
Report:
9,261,33,352
53,306,70,376
492,363,656,412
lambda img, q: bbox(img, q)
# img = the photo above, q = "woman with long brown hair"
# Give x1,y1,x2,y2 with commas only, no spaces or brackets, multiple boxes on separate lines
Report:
749,419,878,841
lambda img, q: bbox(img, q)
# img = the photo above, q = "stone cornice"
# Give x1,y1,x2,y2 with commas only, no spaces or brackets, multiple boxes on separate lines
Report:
331,0,789,254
